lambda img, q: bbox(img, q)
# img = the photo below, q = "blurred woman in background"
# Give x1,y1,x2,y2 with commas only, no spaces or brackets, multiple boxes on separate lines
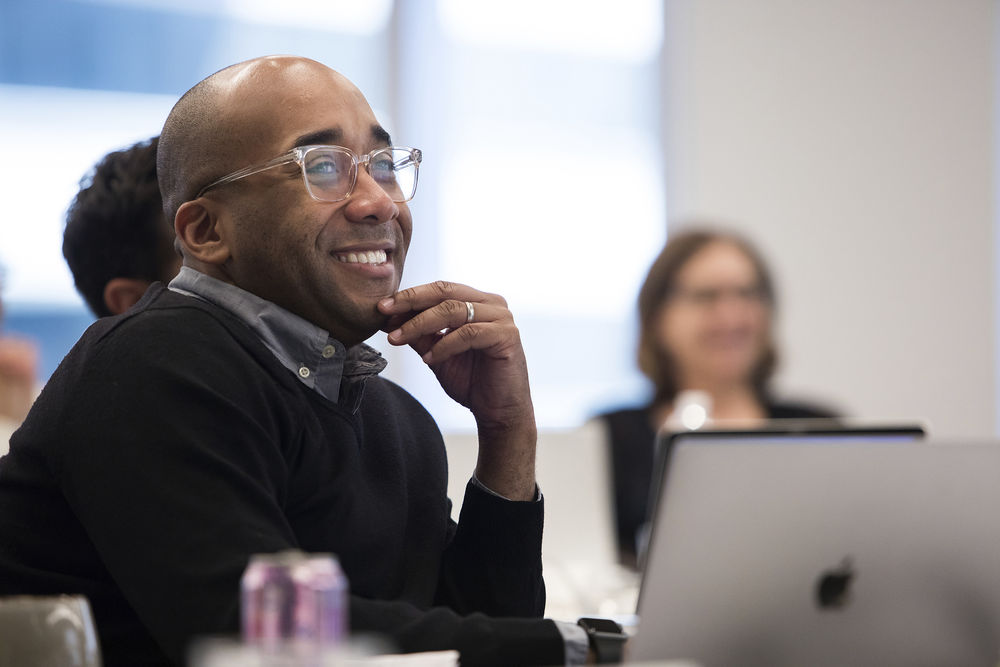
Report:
598,227,837,567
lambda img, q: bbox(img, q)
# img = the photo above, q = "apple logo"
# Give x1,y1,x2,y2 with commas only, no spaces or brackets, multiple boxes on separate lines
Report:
815,557,855,610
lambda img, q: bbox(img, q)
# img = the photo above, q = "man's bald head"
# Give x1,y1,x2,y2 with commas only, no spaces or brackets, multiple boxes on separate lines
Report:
156,56,363,228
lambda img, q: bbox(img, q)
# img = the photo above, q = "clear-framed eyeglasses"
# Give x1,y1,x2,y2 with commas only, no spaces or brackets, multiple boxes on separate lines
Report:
196,145,422,203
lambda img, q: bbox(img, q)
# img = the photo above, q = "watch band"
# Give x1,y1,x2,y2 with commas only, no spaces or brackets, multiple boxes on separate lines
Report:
577,617,627,664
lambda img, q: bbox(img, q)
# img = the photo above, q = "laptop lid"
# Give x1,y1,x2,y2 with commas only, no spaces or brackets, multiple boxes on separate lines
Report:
638,421,927,568
629,438,1000,666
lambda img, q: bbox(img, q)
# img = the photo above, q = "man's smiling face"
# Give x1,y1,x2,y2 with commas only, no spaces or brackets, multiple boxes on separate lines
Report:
207,57,413,345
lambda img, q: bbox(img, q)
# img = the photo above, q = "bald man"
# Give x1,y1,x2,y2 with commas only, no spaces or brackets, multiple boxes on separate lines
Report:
0,57,598,666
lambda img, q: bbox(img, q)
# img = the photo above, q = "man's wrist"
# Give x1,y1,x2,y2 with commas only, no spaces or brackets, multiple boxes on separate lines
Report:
472,428,537,501
470,474,541,502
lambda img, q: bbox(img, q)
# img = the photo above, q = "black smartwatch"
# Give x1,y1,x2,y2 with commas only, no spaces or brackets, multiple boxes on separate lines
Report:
577,616,627,664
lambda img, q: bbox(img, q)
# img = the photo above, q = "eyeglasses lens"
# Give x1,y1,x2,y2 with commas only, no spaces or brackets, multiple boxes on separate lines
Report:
303,147,418,203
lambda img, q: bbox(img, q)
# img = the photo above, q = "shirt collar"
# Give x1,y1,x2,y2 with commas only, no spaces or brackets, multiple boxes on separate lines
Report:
168,266,387,403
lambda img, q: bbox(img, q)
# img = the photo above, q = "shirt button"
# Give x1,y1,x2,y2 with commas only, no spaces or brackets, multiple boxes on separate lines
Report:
322,345,336,359
298,366,311,378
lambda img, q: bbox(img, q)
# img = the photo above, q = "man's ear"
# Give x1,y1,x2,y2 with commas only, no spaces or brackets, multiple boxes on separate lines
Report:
174,200,232,265
103,278,152,316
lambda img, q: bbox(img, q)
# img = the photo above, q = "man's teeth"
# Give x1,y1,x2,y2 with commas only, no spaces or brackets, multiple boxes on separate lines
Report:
337,250,387,265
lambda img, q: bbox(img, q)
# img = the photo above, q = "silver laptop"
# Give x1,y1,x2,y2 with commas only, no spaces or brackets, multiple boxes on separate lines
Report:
630,436,1000,666
638,421,927,568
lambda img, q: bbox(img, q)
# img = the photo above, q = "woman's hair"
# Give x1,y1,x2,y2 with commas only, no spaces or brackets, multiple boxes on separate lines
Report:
636,227,778,404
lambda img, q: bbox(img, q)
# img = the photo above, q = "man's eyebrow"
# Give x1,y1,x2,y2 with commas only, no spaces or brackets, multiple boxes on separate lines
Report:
293,128,343,147
371,125,392,146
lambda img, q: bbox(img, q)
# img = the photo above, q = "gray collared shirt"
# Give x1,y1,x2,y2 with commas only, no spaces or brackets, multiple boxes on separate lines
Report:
168,266,386,405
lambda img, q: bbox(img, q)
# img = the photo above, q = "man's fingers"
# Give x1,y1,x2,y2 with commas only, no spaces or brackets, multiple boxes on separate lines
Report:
407,331,443,358
380,311,417,335
380,281,464,313
421,321,518,365
386,300,506,346
378,281,506,317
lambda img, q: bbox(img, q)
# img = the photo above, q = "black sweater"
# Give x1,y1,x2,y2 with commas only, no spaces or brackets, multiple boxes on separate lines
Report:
0,285,563,667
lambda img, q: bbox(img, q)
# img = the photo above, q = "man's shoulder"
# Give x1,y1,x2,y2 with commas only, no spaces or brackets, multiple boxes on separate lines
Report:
59,284,283,389
121,283,244,328
25,286,302,444
91,284,259,351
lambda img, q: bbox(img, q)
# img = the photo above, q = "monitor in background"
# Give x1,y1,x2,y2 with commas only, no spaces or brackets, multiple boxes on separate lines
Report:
629,437,1000,666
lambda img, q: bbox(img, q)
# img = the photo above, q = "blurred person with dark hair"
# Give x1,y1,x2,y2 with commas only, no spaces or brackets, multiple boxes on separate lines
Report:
598,227,837,567
3,138,172,454
63,136,181,317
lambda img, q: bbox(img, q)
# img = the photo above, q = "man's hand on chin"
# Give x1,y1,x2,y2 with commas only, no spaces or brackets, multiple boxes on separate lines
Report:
379,281,537,501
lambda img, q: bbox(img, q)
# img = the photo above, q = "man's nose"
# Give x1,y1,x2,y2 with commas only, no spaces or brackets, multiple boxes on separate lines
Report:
343,170,399,224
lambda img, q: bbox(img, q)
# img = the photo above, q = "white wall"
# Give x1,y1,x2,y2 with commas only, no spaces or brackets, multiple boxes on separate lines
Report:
662,0,996,437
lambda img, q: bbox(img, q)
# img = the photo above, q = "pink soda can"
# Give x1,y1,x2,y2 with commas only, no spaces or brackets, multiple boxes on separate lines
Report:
241,550,348,648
